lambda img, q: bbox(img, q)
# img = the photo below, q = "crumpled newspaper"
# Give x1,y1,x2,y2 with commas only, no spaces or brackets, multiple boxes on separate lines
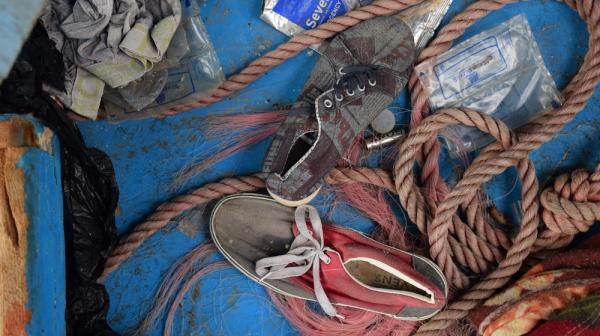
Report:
41,0,182,119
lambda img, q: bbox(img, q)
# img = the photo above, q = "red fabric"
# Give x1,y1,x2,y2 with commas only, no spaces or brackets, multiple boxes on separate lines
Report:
529,318,600,336
290,223,446,316
468,232,600,336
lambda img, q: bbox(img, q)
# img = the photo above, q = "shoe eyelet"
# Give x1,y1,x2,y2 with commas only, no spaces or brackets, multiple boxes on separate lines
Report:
324,256,332,265
335,94,344,102
338,68,345,75
346,89,355,96
368,79,377,86
324,99,333,108
358,85,366,92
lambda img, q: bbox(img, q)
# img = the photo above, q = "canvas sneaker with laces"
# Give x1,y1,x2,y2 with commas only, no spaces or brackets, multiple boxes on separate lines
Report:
210,194,448,320
262,16,416,206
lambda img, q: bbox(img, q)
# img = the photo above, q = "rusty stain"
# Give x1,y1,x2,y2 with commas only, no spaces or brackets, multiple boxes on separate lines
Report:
1,146,30,336
110,312,124,325
177,205,207,238
37,127,54,154
540,23,559,34
200,318,213,336
541,145,574,188
225,286,240,309
0,149,18,248
192,284,201,301
488,206,509,228
186,310,197,329
0,119,36,149
3,301,31,336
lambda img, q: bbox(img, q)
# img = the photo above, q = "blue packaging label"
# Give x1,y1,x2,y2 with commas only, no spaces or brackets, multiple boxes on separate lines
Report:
273,0,349,30
433,36,508,99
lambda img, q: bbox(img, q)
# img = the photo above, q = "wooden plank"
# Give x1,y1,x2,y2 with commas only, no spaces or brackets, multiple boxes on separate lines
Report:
0,117,63,336
0,146,30,336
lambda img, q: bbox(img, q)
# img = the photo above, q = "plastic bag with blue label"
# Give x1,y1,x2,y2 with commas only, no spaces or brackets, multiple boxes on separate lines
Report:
415,14,563,155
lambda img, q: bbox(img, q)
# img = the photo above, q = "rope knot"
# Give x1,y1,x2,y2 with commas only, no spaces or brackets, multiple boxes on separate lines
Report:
540,166,600,235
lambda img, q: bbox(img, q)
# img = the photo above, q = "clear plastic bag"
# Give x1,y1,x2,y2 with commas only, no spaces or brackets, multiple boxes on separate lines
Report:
415,14,563,155
102,0,224,120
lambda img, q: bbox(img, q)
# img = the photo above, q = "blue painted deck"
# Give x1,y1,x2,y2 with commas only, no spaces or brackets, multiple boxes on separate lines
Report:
21,119,64,336
76,1,599,335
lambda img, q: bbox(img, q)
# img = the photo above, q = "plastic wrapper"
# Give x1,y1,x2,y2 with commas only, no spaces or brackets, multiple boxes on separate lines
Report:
396,0,452,50
415,14,563,155
261,0,366,37
261,0,452,52
102,0,224,121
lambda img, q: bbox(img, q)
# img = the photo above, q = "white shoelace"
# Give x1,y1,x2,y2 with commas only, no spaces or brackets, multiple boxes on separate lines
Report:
255,205,342,318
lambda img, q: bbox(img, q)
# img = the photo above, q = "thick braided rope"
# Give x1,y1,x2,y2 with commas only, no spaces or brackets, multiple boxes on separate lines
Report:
407,1,600,334
534,165,600,249
541,166,600,234
99,0,600,332
99,174,266,282
160,0,425,116
99,167,397,281
394,108,539,288
405,0,578,268
99,162,599,327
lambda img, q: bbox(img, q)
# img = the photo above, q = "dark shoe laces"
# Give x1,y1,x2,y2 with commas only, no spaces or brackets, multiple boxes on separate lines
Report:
333,65,379,101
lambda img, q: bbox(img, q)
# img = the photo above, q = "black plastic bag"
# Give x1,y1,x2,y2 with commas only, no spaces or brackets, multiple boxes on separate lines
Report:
0,24,120,336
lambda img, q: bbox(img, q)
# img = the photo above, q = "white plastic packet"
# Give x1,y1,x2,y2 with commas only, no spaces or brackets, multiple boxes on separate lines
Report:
261,0,366,37
261,0,452,52
415,14,563,155
101,0,224,121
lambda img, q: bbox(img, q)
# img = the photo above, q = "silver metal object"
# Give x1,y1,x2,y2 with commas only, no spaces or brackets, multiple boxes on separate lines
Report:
365,130,406,150
370,109,396,134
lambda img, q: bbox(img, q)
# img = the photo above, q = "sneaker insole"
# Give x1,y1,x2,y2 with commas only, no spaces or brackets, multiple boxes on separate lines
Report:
345,260,431,300
281,131,317,176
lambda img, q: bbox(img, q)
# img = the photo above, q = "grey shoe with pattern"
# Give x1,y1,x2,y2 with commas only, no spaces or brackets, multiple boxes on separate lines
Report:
262,16,416,206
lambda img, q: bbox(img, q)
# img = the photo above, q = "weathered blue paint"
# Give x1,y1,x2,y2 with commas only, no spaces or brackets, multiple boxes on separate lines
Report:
75,0,600,335
0,115,65,335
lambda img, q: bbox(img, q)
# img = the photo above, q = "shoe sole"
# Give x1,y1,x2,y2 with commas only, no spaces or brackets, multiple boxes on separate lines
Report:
267,185,321,207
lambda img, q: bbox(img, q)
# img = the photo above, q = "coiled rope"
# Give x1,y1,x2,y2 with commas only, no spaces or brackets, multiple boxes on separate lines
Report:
160,0,425,116
100,0,600,334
